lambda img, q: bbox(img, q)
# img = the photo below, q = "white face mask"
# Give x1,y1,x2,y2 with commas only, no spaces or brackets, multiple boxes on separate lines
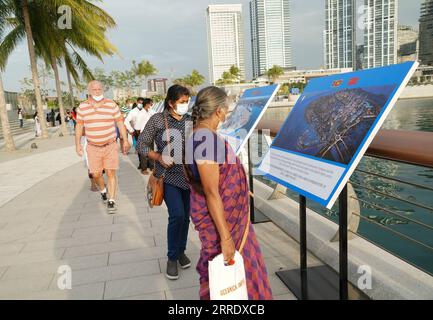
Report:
137,104,143,110
175,103,189,116
92,95,104,102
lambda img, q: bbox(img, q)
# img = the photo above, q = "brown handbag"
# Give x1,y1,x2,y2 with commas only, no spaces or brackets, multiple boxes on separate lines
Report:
147,114,171,208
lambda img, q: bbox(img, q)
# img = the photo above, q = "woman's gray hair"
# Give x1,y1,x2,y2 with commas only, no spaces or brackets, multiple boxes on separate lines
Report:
191,86,228,127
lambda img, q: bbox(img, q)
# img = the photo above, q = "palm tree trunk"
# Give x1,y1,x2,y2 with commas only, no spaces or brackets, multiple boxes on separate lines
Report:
65,66,75,109
51,55,67,135
0,75,16,151
22,0,48,138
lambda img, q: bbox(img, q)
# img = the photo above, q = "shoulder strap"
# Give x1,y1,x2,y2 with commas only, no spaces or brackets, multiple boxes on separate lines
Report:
238,210,250,254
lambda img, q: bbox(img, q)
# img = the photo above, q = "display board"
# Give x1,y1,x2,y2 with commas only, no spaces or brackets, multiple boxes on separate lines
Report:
258,62,419,209
219,84,280,155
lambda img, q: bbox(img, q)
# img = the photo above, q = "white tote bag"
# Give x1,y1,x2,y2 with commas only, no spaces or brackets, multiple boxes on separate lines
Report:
209,251,248,300
208,214,250,300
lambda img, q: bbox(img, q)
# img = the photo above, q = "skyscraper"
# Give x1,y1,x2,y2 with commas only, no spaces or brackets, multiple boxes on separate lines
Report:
250,0,292,78
397,25,418,64
363,0,399,69
324,0,356,70
206,4,246,84
419,0,433,66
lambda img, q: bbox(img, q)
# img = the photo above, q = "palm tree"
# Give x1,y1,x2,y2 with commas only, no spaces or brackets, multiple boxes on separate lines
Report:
0,73,16,151
1,0,117,136
229,65,241,83
0,0,15,150
133,60,158,92
21,0,48,138
266,65,284,84
175,70,205,94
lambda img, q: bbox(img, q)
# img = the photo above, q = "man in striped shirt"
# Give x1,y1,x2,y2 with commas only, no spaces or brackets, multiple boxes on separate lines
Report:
75,80,130,214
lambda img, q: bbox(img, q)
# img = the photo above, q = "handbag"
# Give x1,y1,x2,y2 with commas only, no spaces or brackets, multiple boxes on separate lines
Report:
208,213,250,300
147,114,171,208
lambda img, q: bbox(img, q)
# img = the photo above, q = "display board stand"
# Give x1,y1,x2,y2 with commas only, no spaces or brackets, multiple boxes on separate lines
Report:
275,184,369,300
248,138,270,224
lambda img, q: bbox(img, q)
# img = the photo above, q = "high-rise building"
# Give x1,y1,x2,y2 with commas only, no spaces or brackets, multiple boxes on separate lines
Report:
419,0,433,66
250,0,292,78
206,4,246,84
363,0,399,69
397,25,419,63
324,0,356,70
148,78,168,95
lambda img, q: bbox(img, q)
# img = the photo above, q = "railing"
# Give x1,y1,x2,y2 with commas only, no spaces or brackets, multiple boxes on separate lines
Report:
253,119,433,299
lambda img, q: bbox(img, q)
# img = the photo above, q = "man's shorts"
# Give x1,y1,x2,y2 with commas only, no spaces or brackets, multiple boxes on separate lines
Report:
86,141,119,174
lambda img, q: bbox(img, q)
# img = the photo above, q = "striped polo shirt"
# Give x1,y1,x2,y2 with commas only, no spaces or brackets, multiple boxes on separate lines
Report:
76,98,122,146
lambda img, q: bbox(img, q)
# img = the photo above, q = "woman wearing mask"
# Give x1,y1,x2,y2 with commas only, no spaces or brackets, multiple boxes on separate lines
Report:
184,86,272,300
137,85,192,280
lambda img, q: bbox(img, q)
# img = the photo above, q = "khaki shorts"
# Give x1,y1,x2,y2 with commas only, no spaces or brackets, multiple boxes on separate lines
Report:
86,141,119,174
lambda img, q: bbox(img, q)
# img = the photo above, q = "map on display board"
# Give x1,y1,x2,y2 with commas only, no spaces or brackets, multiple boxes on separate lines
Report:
257,62,419,209
218,84,280,155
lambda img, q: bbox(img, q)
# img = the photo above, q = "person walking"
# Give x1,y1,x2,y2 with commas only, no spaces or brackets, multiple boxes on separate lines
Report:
125,97,155,174
137,85,192,280
66,111,75,135
34,112,41,137
18,108,24,128
184,86,273,300
50,109,56,127
74,80,130,214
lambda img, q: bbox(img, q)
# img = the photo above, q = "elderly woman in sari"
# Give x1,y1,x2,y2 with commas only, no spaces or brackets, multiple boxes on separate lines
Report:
185,86,273,300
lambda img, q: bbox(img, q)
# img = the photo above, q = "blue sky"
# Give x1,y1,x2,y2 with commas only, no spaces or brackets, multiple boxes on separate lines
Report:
2,0,424,92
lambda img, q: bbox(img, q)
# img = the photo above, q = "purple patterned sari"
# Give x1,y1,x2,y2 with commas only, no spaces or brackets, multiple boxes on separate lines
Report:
188,130,273,300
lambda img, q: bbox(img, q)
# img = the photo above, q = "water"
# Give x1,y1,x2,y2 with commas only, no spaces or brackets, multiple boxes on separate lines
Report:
261,98,433,275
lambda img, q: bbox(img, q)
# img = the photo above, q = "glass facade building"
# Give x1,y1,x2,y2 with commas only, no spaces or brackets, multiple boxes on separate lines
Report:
363,0,399,68
206,4,246,84
419,0,433,66
324,0,356,70
250,0,292,78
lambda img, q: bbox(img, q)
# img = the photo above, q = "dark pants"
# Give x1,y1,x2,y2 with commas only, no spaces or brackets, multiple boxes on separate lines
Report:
135,130,153,171
19,119,23,128
163,183,191,261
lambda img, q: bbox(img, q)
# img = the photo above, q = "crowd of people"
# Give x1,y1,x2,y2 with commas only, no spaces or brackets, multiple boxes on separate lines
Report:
72,80,272,300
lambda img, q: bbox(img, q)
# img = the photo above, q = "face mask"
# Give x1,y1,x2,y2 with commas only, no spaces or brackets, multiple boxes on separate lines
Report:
175,103,189,116
137,104,143,110
92,95,104,102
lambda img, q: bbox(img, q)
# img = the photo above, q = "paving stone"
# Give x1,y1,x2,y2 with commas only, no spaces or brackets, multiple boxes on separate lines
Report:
0,275,54,297
20,233,112,253
274,292,297,300
48,260,160,288
13,229,74,244
63,238,155,259
104,271,200,299
3,282,105,300
165,286,200,300
2,254,109,280
0,243,25,256
0,249,66,267
0,267,8,279
116,291,166,300
72,223,152,238
108,245,201,266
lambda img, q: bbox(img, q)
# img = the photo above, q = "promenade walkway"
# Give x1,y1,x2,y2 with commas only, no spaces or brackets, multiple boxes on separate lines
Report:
0,134,304,300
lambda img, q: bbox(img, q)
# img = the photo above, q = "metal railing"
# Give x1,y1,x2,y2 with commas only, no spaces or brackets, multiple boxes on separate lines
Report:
252,119,433,299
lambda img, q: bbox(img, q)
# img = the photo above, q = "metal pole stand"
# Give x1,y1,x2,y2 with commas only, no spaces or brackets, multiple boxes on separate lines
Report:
248,137,270,225
276,185,368,300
